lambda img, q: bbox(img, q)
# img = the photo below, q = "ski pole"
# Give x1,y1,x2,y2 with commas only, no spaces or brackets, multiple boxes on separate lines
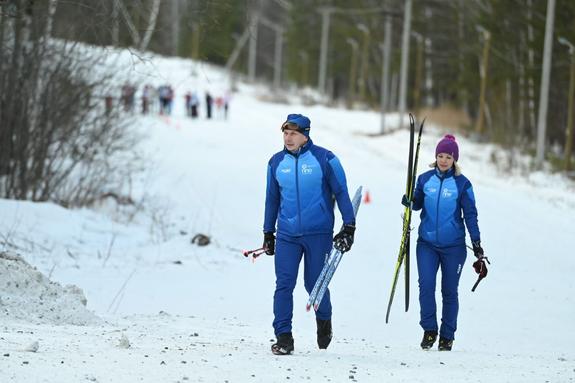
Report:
252,249,267,258
471,275,484,292
471,255,490,292
465,245,491,265
466,244,490,291
242,247,266,258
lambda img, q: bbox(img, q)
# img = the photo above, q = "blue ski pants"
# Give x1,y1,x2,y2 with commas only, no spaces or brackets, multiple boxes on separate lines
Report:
416,241,467,340
273,233,333,336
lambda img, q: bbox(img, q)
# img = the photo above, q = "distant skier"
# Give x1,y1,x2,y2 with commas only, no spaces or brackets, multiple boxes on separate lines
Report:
404,134,485,351
142,85,151,115
158,85,169,115
104,94,113,115
205,92,213,119
190,92,199,118
184,91,192,117
214,96,224,119
121,83,136,112
223,92,230,119
262,113,356,355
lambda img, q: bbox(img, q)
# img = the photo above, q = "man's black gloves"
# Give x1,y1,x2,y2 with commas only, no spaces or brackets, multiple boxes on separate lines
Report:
472,241,484,259
333,224,356,253
263,232,275,255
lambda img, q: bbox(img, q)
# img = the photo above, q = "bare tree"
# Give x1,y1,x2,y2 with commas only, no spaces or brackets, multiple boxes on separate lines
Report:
0,0,139,206
114,0,161,51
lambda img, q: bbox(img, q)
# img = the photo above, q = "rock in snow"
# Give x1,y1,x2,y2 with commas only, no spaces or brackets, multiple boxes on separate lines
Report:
23,341,39,353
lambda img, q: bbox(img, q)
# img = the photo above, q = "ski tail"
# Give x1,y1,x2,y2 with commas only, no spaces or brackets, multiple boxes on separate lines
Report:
404,115,415,312
306,246,338,312
386,114,424,323
405,116,425,312
306,186,363,311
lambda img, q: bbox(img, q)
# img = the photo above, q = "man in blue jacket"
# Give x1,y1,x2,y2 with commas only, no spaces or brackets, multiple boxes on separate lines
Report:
263,113,356,355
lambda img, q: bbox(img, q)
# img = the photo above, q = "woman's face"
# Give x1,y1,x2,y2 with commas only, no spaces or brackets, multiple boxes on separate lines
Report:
436,153,454,172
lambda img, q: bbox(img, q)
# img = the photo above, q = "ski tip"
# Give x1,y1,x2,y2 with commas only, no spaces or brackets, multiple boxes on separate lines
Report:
313,304,319,311
305,304,311,312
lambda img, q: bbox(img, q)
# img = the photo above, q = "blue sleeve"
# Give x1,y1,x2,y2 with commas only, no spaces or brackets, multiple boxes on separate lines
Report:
263,161,280,233
461,182,481,242
411,175,424,211
326,154,355,225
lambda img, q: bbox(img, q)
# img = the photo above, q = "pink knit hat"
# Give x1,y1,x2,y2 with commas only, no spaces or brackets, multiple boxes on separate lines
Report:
435,134,459,161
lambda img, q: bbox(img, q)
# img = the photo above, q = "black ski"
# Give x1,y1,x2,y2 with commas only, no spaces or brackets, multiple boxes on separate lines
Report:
404,115,415,312
406,115,424,311
386,114,424,323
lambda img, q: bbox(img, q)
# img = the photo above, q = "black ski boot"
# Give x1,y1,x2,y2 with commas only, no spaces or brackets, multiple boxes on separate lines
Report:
420,330,438,350
271,333,294,355
438,337,453,351
316,318,333,349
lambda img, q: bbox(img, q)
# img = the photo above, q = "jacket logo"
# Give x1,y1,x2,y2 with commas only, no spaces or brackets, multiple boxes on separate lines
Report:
442,188,453,198
281,168,291,173
301,164,313,174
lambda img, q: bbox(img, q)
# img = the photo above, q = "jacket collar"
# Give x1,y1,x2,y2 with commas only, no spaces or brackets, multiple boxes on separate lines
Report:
435,166,455,179
285,138,313,157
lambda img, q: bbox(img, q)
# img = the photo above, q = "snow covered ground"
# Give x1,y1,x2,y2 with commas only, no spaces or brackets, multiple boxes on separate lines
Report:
1,49,574,382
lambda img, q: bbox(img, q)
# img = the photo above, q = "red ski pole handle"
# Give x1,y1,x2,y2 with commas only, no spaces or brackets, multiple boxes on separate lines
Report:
242,247,265,258
251,249,267,258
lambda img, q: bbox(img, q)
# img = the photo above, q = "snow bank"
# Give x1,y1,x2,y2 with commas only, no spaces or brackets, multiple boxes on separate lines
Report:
0,251,101,325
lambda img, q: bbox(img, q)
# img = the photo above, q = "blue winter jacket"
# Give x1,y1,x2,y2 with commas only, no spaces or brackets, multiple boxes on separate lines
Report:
412,167,480,248
263,139,355,238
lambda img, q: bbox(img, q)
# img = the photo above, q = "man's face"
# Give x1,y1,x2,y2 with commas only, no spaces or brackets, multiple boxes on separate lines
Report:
282,125,308,151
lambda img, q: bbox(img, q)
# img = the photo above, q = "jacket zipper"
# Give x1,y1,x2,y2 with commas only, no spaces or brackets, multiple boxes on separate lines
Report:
295,154,302,235
435,174,445,244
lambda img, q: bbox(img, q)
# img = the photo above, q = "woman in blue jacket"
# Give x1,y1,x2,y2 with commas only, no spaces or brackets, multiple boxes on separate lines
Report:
409,134,484,351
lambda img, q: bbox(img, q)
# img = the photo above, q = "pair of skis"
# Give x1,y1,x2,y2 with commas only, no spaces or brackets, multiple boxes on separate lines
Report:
385,114,424,323
306,186,363,312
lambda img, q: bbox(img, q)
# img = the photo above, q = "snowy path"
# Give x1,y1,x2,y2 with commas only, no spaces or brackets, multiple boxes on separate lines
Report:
1,55,574,382
2,314,572,383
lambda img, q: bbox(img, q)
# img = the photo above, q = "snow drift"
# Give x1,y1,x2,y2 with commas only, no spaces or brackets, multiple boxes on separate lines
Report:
0,251,100,325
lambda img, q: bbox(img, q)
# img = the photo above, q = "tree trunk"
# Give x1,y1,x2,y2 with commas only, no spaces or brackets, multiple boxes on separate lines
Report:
29,0,57,136
171,0,179,55
117,0,140,47
457,0,468,112
518,61,526,140
111,0,119,46
526,0,537,138
139,0,161,52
